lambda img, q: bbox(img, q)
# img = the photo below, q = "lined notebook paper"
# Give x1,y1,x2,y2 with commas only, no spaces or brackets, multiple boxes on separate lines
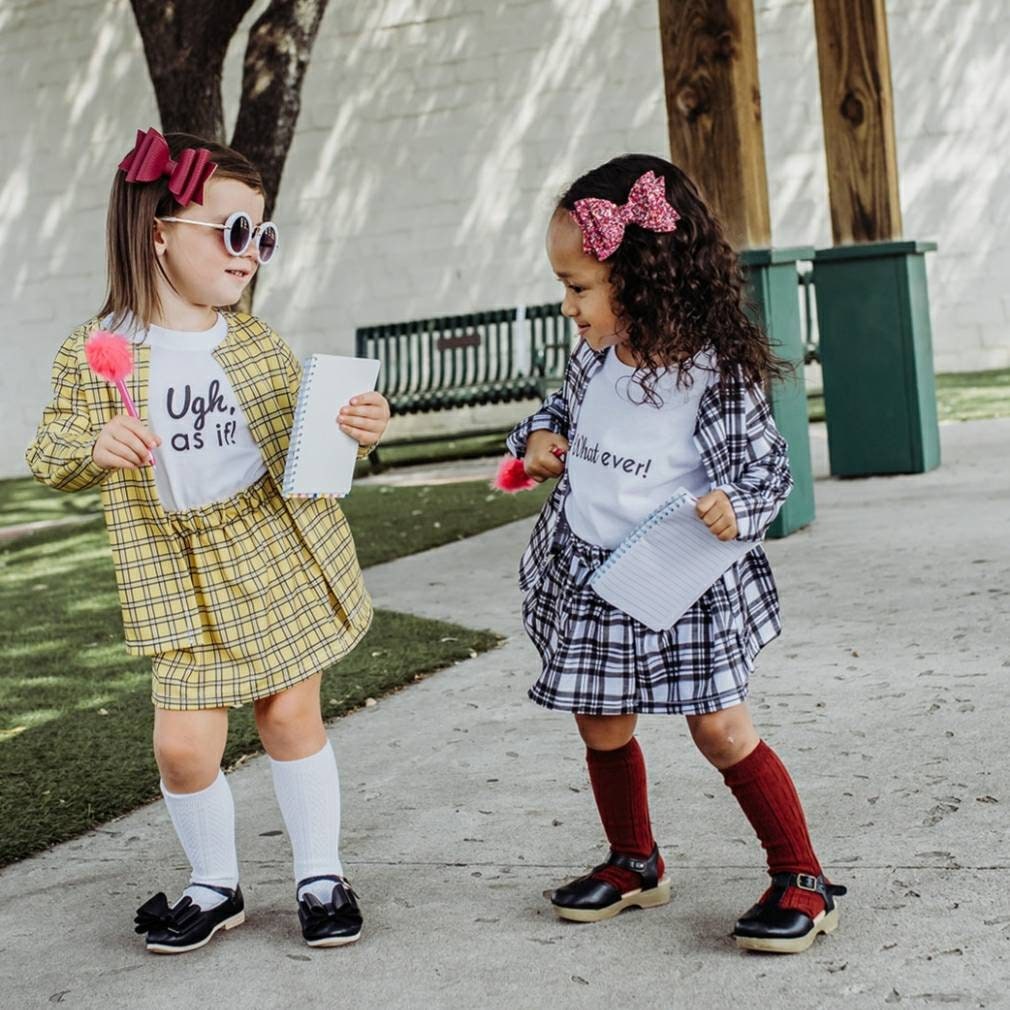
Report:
282,354,381,498
589,488,757,631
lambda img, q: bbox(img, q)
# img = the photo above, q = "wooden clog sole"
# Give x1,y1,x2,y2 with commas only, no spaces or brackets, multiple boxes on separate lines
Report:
551,877,672,923
734,906,839,954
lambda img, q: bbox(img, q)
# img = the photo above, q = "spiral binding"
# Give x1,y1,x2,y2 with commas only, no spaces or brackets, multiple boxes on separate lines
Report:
592,489,694,579
282,354,320,498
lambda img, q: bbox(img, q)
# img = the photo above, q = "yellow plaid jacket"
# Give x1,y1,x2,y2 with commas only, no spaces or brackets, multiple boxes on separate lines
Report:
25,312,373,656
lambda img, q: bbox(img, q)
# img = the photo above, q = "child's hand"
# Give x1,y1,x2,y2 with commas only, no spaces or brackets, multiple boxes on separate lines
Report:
92,415,161,469
524,430,569,482
696,490,738,541
338,391,390,446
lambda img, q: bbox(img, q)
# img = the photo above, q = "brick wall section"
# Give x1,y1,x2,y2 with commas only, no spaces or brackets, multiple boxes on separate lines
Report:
3,0,1006,476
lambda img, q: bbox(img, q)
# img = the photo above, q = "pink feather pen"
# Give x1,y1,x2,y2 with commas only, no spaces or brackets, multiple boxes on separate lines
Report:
492,455,536,493
491,446,566,493
84,330,155,467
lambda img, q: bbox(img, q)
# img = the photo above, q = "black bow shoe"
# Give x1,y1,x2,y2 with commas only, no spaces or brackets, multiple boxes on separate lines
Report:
547,844,671,923
733,872,847,953
297,875,363,947
135,885,244,954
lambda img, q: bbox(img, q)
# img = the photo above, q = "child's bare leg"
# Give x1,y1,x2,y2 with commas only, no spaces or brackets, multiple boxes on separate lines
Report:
685,703,760,769
574,712,638,750
254,673,327,760
154,707,228,792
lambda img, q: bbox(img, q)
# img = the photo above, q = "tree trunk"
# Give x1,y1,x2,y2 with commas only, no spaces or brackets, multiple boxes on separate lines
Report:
129,0,254,142
231,0,331,221
129,0,331,311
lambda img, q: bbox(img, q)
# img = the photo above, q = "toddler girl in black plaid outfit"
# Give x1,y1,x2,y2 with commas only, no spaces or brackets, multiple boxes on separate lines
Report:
27,129,389,953
506,154,845,953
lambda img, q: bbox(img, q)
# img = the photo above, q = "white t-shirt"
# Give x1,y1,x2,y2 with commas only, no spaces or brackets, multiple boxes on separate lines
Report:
563,347,716,549
137,315,266,512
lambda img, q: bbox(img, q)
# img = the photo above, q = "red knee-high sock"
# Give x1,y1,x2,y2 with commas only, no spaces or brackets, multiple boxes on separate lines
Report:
585,738,665,894
721,739,825,919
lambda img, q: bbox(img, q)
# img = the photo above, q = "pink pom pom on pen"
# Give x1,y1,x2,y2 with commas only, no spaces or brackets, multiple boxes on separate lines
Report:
84,329,154,467
84,330,134,383
492,454,536,493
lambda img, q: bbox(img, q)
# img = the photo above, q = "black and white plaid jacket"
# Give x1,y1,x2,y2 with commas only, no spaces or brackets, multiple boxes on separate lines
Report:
506,339,793,653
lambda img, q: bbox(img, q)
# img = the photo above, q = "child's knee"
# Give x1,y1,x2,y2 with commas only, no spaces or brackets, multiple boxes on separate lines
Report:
687,711,755,768
575,713,637,751
254,690,323,748
153,730,219,791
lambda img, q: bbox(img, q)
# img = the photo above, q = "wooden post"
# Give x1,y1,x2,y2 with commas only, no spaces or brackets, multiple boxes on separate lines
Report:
811,2,939,477
657,0,771,250
657,1,815,534
812,0,903,243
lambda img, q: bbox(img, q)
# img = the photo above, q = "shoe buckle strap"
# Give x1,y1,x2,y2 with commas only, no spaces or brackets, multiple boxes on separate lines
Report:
606,845,660,888
769,871,826,897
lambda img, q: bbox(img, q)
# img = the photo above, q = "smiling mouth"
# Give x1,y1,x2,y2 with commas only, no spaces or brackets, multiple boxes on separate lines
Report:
226,269,250,279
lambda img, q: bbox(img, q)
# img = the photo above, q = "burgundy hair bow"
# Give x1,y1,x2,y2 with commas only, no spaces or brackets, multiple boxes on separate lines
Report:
570,170,680,261
118,127,217,207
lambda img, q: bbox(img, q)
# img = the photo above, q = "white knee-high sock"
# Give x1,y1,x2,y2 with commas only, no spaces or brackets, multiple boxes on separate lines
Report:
269,741,344,902
160,771,239,910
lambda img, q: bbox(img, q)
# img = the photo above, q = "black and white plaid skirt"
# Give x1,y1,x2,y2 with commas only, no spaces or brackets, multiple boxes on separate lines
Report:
521,517,755,716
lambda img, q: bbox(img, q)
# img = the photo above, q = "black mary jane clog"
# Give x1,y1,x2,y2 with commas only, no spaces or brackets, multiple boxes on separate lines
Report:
296,875,363,947
733,872,847,954
547,844,671,923
135,884,245,954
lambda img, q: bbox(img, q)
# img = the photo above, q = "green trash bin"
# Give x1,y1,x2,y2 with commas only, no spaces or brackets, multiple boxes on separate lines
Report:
740,247,816,539
812,240,940,476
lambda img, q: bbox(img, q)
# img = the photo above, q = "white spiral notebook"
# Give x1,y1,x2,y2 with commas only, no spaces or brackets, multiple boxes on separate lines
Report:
589,488,757,631
282,354,381,498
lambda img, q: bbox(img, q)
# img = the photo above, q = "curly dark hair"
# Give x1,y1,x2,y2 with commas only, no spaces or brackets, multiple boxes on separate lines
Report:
558,153,788,402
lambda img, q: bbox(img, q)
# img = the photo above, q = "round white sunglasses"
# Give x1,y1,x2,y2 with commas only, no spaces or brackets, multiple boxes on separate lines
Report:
158,210,279,264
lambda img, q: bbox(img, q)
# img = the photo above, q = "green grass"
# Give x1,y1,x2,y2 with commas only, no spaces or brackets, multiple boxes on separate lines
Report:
0,477,553,562
931,368,1010,420
0,610,497,865
0,473,554,865
806,367,1010,424
343,479,552,568
357,429,511,469
0,518,500,865
0,480,101,528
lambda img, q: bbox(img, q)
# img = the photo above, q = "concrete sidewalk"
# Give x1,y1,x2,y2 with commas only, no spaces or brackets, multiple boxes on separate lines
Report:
2,420,1009,1009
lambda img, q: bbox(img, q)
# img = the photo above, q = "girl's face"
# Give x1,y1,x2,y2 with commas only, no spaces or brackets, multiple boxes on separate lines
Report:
153,177,264,314
547,209,628,356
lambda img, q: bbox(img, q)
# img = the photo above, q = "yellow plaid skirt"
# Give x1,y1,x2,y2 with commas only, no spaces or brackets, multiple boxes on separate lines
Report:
151,474,372,710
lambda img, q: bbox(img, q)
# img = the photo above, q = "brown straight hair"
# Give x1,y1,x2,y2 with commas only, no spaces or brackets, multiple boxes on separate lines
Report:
99,133,264,331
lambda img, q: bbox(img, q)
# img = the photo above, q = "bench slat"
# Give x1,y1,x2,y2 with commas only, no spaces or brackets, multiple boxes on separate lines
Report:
356,302,571,415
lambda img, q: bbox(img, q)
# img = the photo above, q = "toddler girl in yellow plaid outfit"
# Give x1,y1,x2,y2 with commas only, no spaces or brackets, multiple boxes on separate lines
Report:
26,128,389,954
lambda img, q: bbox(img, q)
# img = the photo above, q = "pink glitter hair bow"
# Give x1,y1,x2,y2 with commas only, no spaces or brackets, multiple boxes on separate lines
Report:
118,127,217,206
570,170,680,261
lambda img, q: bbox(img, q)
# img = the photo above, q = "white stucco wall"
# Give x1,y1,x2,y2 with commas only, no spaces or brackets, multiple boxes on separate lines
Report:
2,0,1006,477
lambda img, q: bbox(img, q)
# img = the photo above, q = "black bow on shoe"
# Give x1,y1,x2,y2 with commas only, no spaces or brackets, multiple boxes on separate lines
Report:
300,881,358,921
133,893,203,935
297,877,363,947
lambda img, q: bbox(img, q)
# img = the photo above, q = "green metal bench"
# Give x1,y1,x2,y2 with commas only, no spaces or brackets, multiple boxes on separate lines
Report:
354,302,572,416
